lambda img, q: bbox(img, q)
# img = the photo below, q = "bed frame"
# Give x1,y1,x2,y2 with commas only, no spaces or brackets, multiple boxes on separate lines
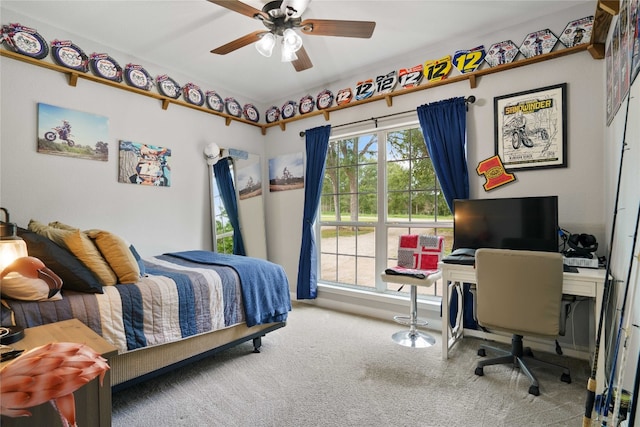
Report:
110,321,286,391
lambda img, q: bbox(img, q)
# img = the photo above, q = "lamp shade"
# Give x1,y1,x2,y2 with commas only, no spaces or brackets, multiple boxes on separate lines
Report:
0,208,28,274
256,33,276,57
282,29,302,52
281,42,299,62
203,142,221,165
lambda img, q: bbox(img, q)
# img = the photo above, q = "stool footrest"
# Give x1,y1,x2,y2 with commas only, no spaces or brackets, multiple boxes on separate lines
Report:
394,315,428,327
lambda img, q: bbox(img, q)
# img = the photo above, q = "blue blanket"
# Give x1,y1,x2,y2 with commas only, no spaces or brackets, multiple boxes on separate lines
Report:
166,251,291,327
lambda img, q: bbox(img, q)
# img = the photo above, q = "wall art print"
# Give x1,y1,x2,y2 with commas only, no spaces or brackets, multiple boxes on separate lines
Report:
118,140,171,186
269,152,304,192
494,83,567,171
237,161,263,200
607,0,639,125
37,103,109,161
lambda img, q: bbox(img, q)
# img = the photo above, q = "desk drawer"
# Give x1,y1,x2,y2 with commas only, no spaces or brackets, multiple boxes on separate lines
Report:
562,279,596,297
443,270,476,283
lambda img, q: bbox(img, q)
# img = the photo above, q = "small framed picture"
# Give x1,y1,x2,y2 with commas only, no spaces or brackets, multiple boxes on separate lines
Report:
494,83,567,171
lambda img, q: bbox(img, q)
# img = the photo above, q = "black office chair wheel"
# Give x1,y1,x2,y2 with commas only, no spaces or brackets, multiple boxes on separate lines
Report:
561,373,571,384
528,385,540,396
475,367,484,376
477,349,486,357
524,348,534,357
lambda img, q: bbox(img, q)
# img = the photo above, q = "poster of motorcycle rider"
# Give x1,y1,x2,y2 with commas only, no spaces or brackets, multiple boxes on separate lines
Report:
493,83,567,172
37,103,109,161
118,141,171,187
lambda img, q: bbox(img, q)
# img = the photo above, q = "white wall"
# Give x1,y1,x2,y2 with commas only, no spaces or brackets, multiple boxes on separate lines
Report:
0,56,266,258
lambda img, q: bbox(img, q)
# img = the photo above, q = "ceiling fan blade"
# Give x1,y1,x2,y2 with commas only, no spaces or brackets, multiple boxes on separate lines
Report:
291,45,313,72
211,30,268,55
207,0,269,20
299,19,376,38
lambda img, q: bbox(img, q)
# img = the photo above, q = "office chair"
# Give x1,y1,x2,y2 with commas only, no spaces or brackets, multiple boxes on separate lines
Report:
473,248,571,396
381,234,443,348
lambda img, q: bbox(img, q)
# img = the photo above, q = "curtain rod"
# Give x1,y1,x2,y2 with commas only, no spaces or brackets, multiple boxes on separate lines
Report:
299,95,476,137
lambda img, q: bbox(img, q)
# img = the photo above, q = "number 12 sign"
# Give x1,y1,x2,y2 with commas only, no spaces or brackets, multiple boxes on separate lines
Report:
453,45,486,74
423,55,452,82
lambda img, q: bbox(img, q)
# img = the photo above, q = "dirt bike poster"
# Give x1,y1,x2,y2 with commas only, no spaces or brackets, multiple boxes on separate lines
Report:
118,141,171,187
493,83,567,171
236,159,262,200
37,103,109,161
268,152,304,192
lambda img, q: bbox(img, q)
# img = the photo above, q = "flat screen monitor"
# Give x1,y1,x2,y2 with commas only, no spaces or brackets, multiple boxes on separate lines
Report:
453,195,559,252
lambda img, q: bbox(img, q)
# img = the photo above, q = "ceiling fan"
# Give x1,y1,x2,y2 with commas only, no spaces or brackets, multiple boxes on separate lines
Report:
208,0,376,72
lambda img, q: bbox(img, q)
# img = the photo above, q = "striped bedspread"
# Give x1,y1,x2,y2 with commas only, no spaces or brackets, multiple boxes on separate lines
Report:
5,254,286,354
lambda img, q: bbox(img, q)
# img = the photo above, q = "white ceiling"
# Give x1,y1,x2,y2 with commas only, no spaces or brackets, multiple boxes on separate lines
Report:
2,0,594,105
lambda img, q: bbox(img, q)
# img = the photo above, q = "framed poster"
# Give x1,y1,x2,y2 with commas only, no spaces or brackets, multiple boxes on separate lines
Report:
118,140,171,186
494,83,567,171
37,103,109,161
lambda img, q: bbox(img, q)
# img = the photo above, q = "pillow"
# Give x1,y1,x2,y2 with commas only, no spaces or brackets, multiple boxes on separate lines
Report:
1,274,63,301
85,229,140,284
48,221,78,231
28,219,72,248
128,243,146,277
16,227,103,293
62,229,118,286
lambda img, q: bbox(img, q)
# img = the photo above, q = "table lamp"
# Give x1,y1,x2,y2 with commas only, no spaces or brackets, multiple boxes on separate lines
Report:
0,207,28,344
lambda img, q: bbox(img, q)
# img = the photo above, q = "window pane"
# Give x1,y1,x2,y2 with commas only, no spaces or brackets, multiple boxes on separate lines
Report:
356,227,375,257
388,191,410,220
387,160,411,192
359,193,377,219
321,194,336,219
358,134,378,163
355,256,375,287
320,253,337,283
337,227,356,256
337,255,355,283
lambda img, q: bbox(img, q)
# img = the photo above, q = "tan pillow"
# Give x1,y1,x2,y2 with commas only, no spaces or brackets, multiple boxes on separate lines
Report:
28,220,72,248
49,221,78,231
62,230,118,286
85,229,140,284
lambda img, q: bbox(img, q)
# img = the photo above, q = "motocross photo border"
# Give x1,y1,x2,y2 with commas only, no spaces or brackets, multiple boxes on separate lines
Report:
493,82,567,172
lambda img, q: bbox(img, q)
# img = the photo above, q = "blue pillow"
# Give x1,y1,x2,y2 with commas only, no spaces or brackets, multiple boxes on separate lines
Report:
128,244,146,277
16,227,104,294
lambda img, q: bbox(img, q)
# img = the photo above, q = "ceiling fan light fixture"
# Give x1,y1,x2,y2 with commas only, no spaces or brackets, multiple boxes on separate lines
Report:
281,43,298,62
282,28,303,53
256,32,276,57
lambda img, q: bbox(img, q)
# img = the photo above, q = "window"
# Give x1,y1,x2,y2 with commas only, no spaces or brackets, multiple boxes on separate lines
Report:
212,172,234,254
318,125,453,298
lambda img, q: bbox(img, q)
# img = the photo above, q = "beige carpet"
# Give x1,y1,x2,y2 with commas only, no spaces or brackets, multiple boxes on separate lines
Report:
112,303,591,426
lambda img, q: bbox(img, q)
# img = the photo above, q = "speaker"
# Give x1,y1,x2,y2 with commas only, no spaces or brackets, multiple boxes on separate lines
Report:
566,233,598,258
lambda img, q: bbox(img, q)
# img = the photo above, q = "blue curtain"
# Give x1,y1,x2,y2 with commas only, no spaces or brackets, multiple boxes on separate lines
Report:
418,97,473,330
416,97,469,211
296,125,331,299
213,158,246,256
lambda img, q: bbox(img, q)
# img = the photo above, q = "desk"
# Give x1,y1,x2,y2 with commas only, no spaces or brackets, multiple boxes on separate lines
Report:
440,262,607,391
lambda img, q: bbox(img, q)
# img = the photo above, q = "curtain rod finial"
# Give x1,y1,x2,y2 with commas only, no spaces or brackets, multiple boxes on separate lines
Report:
299,131,306,137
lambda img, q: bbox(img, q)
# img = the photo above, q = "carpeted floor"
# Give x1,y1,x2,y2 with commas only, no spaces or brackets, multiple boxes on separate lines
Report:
112,303,591,426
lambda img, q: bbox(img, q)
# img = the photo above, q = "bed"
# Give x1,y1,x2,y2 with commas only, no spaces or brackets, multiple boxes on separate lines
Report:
2,225,291,390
